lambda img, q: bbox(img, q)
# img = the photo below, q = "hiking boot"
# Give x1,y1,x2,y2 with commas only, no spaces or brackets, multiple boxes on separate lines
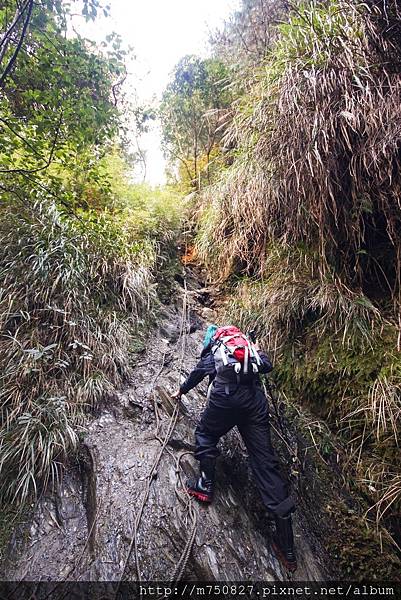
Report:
272,514,297,573
186,472,214,503
186,458,215,503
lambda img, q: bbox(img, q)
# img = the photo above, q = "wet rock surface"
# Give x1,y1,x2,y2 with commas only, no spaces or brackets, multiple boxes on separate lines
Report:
2,274,329,583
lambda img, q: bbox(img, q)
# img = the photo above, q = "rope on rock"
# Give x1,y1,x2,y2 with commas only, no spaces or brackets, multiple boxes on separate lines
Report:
166,449,198,585
115,266,199,593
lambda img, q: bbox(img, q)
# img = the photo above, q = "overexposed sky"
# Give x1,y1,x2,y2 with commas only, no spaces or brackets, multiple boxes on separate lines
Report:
73,0,240,184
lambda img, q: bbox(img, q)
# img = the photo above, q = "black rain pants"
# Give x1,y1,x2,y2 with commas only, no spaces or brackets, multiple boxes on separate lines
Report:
194,384,295,517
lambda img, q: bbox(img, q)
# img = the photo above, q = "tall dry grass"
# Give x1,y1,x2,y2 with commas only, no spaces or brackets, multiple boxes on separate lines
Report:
222,245,382,355
0,196,159,503
198,0,401,530
199,0,401,306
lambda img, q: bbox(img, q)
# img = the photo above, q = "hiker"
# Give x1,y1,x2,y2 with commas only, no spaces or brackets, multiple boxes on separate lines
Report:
171,324,297,572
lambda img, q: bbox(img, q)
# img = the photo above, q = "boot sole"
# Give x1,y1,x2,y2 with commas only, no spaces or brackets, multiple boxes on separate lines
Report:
186,488,213,503
271,541,297,573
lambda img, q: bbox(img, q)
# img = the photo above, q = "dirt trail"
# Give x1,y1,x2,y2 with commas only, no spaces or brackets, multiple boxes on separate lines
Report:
2,269,330,582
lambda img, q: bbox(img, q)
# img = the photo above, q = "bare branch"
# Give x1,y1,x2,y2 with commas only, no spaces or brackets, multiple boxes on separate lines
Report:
0,0,34,90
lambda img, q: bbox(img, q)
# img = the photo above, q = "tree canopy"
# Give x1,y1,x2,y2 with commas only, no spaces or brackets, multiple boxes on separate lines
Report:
160,55,231,190
0,0,130,214
0,0,183,504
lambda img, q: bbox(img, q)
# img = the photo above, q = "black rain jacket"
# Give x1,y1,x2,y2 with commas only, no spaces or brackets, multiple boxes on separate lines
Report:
179,345,273,397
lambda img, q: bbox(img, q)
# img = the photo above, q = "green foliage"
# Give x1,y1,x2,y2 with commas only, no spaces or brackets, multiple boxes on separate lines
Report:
0,0,185,505
223,244,382,353
160,55,231,191
0,0,127,221
325,499,401,579
0,196,148,502
0,121,186,501
0,173,184,504
275,1,363,69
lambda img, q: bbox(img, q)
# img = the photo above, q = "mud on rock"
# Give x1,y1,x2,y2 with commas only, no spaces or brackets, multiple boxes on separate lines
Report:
2,272,390,583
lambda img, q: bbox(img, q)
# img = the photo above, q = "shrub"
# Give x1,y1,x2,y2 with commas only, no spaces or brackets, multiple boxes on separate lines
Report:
0,184,182,503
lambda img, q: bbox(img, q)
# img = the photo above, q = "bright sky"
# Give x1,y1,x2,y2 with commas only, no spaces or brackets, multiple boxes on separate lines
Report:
73,0,240,185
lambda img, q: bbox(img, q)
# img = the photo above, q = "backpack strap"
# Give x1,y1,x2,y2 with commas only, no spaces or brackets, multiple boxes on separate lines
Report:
248,342,262,373
249,341,262,367
243,345,249,374
219,343,228,365
253,347,262,366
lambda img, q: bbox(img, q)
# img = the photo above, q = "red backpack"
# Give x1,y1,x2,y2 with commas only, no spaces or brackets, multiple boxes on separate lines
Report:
211,326,262,377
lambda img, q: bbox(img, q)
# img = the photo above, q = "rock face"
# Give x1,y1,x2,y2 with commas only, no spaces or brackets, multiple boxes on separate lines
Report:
2,280,330,583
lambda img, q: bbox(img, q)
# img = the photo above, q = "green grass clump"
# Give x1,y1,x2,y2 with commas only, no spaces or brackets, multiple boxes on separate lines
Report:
223,244,381,353
0,198,150,502
0,180,184,504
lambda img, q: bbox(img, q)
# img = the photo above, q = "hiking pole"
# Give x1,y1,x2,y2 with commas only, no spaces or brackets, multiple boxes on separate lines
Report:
266,380,286,435
249,330,304,485
248,330,301,483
